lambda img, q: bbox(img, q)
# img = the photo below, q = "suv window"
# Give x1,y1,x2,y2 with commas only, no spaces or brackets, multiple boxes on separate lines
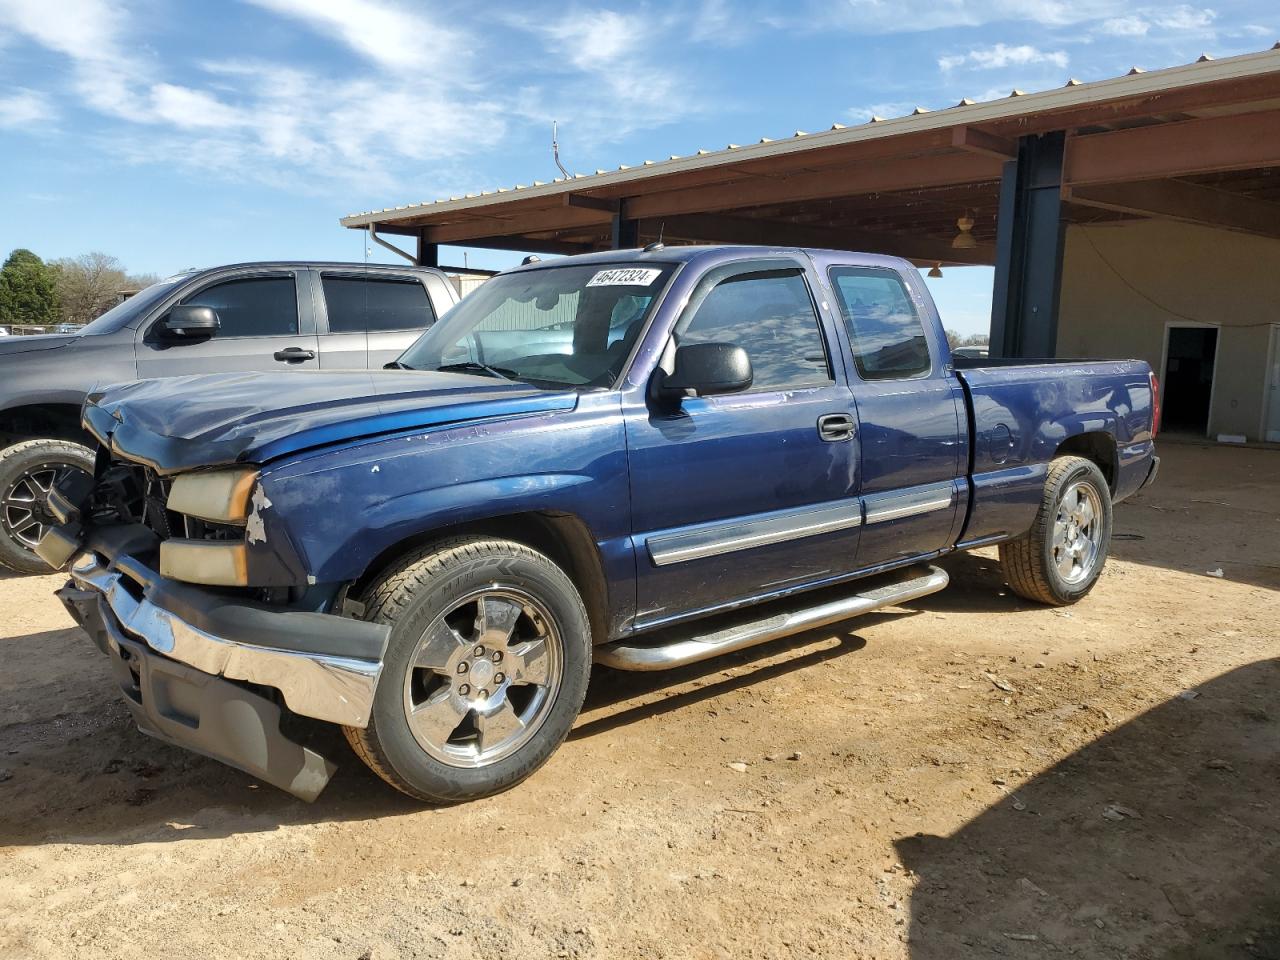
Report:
678,269,831,392
829,267,931,380
323,275,435,334
181,276,298,338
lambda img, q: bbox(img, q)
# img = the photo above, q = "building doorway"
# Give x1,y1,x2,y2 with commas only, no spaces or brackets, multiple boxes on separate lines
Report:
1161,324,1218,436
1265,326,1280,443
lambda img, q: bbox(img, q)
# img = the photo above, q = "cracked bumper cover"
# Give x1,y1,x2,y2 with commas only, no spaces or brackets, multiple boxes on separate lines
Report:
62,550,389,728
57,546,391,800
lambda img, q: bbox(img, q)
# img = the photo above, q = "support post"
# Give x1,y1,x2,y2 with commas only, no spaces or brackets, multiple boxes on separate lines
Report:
415,229,439,268
989,132,1066,358
611,210,639,250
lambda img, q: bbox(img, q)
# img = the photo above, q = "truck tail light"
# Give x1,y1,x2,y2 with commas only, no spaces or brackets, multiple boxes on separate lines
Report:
1149,371,1161,439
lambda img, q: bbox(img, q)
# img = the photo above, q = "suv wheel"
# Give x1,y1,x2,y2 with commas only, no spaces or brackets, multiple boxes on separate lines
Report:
0,440,95,575
344,537,592,803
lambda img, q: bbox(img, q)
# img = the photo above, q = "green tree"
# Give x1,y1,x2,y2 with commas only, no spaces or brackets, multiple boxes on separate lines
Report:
0,248,59,326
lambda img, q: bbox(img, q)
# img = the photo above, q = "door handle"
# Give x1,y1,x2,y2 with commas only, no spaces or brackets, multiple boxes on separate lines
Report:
817,413,856,442
274,347,316,363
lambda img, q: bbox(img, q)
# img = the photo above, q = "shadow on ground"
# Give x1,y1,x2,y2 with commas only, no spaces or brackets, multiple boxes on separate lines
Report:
0,607,919,849
897,657,1280,958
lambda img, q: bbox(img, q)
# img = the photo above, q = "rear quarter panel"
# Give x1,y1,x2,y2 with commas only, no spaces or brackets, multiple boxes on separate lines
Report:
958,360,1155,544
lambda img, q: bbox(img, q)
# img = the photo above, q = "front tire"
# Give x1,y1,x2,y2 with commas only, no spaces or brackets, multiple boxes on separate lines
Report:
1000,455,1113,606
344,537,592,803
0,439,95,575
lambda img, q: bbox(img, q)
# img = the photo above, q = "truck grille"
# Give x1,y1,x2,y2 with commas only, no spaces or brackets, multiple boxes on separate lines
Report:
95,461,240,544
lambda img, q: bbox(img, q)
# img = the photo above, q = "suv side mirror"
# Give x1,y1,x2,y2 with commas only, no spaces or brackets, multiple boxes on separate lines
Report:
163,305,220,338
658,342,753,402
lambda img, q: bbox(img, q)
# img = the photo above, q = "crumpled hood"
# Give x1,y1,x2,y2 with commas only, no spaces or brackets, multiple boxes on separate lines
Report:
84,370,578,474
0,334,78,356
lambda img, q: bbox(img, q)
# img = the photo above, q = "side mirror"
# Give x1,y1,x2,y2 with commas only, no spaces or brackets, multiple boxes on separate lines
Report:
163,305,220,338
658,342,753,402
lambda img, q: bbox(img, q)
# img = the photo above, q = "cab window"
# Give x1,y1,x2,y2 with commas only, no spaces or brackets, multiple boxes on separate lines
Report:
678,269,832,392
180,276,298,338
828,267,931,380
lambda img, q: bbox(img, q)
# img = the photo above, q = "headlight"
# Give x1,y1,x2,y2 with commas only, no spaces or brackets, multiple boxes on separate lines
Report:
160,539,248,586
167,467,259,524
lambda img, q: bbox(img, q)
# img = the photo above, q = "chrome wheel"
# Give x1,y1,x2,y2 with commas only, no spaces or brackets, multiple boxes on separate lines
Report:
402,588,563,768
1051,480,1103,584
2,462,88,550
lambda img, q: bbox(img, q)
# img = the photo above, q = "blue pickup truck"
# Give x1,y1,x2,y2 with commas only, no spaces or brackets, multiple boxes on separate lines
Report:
41,245,1158,803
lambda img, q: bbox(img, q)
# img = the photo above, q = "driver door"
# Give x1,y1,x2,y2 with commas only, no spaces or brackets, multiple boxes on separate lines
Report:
623,258,862,629
136,271,319,377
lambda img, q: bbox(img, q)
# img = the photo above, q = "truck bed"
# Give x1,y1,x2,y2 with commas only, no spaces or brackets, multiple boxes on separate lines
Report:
951,358,1158,547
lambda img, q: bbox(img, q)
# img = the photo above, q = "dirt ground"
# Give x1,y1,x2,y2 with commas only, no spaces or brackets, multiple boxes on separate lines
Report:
1,442,1277,960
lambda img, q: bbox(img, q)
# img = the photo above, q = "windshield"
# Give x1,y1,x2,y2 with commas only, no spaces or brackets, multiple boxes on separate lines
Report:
79,275,187,335
398,261,677,389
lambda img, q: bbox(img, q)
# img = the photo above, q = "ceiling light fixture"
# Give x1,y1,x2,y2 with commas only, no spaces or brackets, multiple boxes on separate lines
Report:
952,213,977,250
927,263,943,278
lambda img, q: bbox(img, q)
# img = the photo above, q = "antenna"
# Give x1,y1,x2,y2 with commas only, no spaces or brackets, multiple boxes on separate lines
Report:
644,222,666,252
552,121,570,180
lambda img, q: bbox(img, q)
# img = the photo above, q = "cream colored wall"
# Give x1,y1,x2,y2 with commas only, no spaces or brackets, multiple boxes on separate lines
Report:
1057,219,1280,440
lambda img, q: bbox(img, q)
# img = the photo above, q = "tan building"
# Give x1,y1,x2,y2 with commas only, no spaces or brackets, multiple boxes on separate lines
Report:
342,46,1280,441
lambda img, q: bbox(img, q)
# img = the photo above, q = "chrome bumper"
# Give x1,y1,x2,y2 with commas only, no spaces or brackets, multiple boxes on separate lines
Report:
67,552,385,728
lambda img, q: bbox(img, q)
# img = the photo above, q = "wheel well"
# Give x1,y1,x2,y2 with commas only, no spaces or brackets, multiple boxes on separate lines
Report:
352,511,611,643
1055,432,1116,490
0,404,91,450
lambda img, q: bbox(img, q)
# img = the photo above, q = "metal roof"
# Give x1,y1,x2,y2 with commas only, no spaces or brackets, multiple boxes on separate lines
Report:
341,44,1280,229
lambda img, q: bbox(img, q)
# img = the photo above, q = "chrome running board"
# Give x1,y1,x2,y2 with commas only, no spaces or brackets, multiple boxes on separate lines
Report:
596,565,949,672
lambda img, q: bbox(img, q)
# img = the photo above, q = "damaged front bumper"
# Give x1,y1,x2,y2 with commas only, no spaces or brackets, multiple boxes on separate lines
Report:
58,545,390,801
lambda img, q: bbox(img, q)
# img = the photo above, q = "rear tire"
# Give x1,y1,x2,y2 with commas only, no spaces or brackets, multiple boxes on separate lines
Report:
344,537,592,803
0,439,95,575
1000,455,1113,606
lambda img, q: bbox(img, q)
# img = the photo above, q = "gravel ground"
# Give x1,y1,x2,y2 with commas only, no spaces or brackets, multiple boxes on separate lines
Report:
1,442,1277,959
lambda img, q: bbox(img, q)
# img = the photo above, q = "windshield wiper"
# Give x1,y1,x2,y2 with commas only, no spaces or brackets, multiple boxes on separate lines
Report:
435,361,520,382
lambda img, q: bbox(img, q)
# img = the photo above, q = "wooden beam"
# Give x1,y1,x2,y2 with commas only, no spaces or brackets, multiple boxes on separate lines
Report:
421,205,612,243
458,236,599,256
1063,109,1280,187
652,213,994,265
951,126,1017,160
564,194,621,213
1064,179,1280,239
624,151,1003,220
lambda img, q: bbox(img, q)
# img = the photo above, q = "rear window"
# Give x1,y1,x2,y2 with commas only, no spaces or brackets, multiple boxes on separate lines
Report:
323,275,435,333
829,267,931,380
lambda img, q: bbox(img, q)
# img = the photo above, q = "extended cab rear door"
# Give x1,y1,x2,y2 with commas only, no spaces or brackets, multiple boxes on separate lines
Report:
312,269,441,369
135,269,319,376
811,255,965,567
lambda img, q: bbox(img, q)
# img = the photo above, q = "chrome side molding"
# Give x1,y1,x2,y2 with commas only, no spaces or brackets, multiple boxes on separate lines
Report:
646,498,863,567
863,482,954,525
596,565,949,671
645,482,956,567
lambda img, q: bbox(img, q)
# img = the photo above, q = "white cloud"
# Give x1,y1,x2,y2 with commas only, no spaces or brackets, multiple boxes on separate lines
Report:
0,0,503,191
510,9,699,148
1154,5,1216,31
846,100,921,122
0,88,53,128
1100,16,1150,36
810,0,1135,34
240,0,468,76
939,44,1069,72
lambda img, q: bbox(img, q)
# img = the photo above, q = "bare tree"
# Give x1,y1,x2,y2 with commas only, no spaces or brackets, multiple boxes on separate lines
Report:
50,252,131,325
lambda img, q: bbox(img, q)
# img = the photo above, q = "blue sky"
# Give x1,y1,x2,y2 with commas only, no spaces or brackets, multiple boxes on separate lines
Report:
0,1,1274,335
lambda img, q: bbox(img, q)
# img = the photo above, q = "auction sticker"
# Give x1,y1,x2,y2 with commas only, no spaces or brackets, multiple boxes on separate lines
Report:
586,267,662,287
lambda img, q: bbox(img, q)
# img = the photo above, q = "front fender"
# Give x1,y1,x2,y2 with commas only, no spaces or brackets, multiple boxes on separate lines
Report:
248,395,634,616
